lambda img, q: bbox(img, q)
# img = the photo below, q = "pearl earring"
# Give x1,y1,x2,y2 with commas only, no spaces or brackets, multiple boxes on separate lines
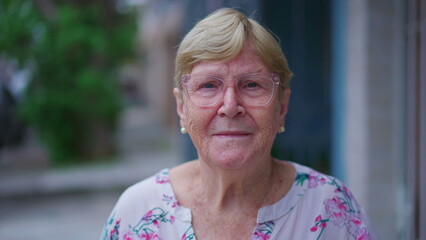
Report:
180,127,187,134
279,126,285,133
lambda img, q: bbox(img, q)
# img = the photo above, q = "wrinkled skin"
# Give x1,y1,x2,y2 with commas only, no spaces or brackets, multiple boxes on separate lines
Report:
174,43,291,171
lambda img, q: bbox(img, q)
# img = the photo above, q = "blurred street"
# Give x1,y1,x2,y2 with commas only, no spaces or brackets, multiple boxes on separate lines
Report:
0,191,119,240
0,146,181,240
0,107,182,240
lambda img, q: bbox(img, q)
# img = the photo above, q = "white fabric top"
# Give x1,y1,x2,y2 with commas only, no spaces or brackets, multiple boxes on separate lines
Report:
101,162,377,240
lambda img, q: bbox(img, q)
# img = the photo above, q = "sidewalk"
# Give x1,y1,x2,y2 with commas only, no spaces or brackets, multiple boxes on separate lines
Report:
0,148,182,240
0,107,184,240
0,149,181,240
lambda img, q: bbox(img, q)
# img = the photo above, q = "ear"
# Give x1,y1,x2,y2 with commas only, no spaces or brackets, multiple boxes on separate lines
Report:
278,88,291,126
174,87,186,128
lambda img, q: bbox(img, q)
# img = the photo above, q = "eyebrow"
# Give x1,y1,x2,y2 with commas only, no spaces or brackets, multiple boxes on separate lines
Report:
194,69,266,78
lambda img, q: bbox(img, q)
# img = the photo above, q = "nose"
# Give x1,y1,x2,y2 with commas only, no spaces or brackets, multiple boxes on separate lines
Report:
217,87,246,118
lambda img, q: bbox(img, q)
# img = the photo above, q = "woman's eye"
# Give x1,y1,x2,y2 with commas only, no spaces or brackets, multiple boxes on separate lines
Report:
202,82,216,89
241,80,263,89
246,82,259,88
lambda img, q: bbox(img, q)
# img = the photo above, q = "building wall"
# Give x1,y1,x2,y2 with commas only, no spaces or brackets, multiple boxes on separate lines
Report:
343,0,406,238
138,0,185,128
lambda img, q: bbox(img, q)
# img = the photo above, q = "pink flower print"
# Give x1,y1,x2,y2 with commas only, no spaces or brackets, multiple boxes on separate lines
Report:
156,171,170,184
153,220,160,228
140,232,160,240
250,230,270,240
308,172,326,188
344,185,354,198
109,219,121,239
162,194,180,208
143,210,153,219
347,214,363,237
310,215,328,232
123,233,133,240
251,221,274,240
123,228,136,240
324,197,349,227
181,226,195,240
334,185,355,201
315,215,322,222
136,207,174,237
170,215,176,224
356,228,371,240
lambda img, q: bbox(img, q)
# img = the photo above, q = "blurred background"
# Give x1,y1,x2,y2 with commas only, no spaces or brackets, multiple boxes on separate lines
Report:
0,0,424,239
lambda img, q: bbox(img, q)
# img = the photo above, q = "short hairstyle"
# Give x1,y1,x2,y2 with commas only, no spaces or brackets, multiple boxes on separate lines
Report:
175,8,293,90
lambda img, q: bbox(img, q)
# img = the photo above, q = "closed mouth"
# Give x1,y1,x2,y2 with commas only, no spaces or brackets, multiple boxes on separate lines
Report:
213,131,251,137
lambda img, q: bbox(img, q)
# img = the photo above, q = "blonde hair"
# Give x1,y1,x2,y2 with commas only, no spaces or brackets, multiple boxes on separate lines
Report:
175,8,293,89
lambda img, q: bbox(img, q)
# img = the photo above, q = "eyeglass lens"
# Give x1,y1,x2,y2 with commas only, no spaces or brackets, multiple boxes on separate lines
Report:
184,75,277,107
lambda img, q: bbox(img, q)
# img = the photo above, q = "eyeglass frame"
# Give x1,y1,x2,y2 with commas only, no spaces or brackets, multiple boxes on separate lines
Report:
179,73,282,107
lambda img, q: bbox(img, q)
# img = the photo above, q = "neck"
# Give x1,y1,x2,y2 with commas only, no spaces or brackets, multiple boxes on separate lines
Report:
193,157,276,211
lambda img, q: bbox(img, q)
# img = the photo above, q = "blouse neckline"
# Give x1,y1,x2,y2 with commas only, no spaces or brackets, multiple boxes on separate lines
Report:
156,162,306,224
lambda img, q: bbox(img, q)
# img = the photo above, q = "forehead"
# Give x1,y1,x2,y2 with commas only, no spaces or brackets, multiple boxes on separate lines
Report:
191,45,269,77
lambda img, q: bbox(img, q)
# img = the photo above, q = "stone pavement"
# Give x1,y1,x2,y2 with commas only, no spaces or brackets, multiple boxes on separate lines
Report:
0,191,120,240
0,150,181,240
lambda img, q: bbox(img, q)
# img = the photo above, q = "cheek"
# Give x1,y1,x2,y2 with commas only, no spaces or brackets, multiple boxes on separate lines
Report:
252,102,283,148
184,106,216,147
256,108,280,141
257,100,281,126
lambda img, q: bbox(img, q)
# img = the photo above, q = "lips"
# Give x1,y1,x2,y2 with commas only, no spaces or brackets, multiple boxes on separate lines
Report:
213,131,251,137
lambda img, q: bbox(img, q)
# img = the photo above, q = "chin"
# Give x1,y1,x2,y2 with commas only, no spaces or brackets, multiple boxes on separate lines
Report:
206,148,256,170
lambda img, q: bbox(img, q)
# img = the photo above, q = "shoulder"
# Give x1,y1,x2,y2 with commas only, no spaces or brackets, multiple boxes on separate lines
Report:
100,169,187,240
108,169,172,220
284,162,376,239
292,162,345,195
290,162,360,213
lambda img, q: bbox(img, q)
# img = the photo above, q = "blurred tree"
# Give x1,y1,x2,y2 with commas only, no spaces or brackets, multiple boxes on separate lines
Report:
0,0,136,165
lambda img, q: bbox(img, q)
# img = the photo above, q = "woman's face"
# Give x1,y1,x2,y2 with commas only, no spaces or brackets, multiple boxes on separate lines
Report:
174,44,291,170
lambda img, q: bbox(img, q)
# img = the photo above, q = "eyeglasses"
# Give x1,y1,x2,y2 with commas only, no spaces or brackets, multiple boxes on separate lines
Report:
180,73,281,107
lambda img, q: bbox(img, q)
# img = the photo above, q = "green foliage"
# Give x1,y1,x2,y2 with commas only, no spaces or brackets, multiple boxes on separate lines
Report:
0,0,41,64
0,0,137,164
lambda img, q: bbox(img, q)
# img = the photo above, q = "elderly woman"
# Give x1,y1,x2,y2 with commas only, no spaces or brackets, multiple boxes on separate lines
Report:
101,8,375,240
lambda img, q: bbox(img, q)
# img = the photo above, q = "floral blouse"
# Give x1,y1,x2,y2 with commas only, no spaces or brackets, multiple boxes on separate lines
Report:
101,162,377,240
